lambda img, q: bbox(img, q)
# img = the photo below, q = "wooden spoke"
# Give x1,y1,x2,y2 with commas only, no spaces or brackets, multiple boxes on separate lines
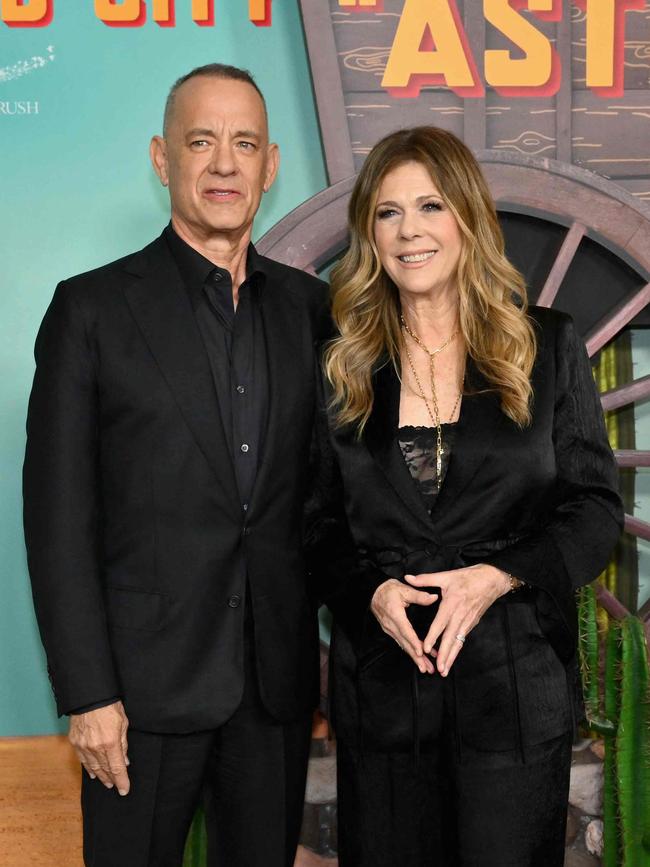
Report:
624,513,650,542
536,221,586,308
615,450,650,467
586,282,650,356
595,582,631,619
601,375,650,412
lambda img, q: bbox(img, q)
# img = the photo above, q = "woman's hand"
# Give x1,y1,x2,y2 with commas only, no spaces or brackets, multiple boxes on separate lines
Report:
404,564,510,676
370,579,438,674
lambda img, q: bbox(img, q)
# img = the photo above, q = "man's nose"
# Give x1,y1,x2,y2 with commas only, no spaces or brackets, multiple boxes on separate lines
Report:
208,143,237,175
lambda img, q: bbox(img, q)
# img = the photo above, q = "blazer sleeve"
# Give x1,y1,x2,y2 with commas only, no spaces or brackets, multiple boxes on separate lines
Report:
483,313,624,652
23,282,120,715
304,367,390,632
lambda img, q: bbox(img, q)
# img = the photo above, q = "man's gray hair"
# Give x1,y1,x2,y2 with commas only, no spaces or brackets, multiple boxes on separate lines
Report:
163,63,267,136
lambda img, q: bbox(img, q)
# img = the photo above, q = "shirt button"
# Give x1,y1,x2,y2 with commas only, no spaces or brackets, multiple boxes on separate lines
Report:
240,443,249,453
243,503,249,511
236,385,245,394
227,595,241,608
212,271,223,283
242,527,251,537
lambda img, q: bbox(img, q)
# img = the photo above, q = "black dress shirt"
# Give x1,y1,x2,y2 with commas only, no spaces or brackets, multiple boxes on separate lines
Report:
164,224,269,508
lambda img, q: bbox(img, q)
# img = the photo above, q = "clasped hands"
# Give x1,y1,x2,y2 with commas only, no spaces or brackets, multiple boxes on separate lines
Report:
370,564,511,676
68,700,130,796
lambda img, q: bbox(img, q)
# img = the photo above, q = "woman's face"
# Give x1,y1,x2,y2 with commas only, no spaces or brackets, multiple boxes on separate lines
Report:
373,160,463,301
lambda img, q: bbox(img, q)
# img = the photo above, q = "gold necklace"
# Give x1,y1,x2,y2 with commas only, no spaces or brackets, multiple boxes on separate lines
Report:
400,315,463,489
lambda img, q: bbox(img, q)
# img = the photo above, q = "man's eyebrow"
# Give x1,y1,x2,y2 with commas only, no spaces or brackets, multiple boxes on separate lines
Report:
233,129,262,140
185,128,214,138
184,128,263,141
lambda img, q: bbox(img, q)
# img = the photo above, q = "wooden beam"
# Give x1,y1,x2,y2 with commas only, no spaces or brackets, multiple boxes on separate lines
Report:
536,221,586,308
624,513,650,541
595,583,631,620
586,282,650,356
298,0,355,184
601,374,650,412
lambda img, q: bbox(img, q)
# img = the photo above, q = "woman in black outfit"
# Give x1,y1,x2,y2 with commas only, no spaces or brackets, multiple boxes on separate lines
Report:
306,127,623,867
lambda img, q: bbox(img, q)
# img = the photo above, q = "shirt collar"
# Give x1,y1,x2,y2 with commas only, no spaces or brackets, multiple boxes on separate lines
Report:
164,223,266,309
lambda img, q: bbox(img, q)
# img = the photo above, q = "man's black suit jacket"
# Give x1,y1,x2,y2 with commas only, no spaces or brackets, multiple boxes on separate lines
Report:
307,306,624,754
24,231,330,732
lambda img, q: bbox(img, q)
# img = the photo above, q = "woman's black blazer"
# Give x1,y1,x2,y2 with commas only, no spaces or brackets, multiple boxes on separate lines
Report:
306,306,623,755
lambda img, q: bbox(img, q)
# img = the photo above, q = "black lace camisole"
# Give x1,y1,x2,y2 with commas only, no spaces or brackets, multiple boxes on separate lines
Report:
397,423,457,512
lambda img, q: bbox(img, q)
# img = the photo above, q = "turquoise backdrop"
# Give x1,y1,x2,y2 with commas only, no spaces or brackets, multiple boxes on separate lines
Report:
0,4,327,736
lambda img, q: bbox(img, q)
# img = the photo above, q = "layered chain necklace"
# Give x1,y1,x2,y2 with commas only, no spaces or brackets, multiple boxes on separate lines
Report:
400,314,463,489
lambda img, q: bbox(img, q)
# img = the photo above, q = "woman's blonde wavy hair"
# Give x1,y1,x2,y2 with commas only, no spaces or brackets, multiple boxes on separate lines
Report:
324,126,537,434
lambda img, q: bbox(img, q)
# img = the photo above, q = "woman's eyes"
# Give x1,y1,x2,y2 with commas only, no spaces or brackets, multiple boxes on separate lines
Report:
376,201,443,220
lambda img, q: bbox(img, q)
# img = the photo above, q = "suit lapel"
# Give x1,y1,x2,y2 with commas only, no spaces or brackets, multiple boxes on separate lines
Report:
430,357,506,519
364,360,436,535
122,236,240,511
364,356,507,532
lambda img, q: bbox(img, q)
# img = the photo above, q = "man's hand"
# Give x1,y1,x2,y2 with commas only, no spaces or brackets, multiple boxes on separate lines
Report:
68,700,130,796
370,578,438,674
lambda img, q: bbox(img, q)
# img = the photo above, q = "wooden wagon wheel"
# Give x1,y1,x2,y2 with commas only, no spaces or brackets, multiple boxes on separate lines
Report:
258,151,650,628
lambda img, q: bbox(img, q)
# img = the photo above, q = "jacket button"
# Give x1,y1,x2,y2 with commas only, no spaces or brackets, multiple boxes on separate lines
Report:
228,595,242,608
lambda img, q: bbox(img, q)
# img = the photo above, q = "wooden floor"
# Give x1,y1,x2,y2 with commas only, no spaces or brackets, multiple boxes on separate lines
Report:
0,736,337,866
0,735,83,866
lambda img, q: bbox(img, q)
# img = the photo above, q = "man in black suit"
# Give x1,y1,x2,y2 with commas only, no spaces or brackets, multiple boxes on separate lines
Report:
23,64,328,866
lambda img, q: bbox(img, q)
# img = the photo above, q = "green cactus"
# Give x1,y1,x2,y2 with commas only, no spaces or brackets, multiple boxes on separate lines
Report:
578,583,600,719
602,620,621,867
617,616,650,866
577,583,615,735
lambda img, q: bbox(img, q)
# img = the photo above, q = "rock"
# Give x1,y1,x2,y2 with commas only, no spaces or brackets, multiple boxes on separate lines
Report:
569,762,603,815
305,756,337,805
571,737,593,754
585,819,604,857
589,740,605,761
294,845,338,866
563,850,600,867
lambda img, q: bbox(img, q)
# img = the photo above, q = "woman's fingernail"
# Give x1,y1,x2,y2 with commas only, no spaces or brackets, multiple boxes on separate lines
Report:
105,783,114,790
89,773,96,780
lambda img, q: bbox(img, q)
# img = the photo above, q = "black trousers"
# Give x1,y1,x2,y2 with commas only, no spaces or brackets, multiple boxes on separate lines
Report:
82,635,312,867
336,732,572,867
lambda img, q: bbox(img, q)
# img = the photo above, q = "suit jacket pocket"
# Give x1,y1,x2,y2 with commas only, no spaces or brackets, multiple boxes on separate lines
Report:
356,608,443,752
106,585,167,632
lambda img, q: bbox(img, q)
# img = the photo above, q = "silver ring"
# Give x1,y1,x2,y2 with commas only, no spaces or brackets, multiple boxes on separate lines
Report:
455,633,466,645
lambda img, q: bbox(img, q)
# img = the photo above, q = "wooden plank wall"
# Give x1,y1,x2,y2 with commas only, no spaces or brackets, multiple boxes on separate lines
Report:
327,0,650,204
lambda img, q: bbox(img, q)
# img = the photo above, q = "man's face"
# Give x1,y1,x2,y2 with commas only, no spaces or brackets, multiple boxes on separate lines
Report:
151,76,278,243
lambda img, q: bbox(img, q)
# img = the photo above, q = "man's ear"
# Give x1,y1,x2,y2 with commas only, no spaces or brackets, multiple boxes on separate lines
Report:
263,142,280,193
150,136,169,187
